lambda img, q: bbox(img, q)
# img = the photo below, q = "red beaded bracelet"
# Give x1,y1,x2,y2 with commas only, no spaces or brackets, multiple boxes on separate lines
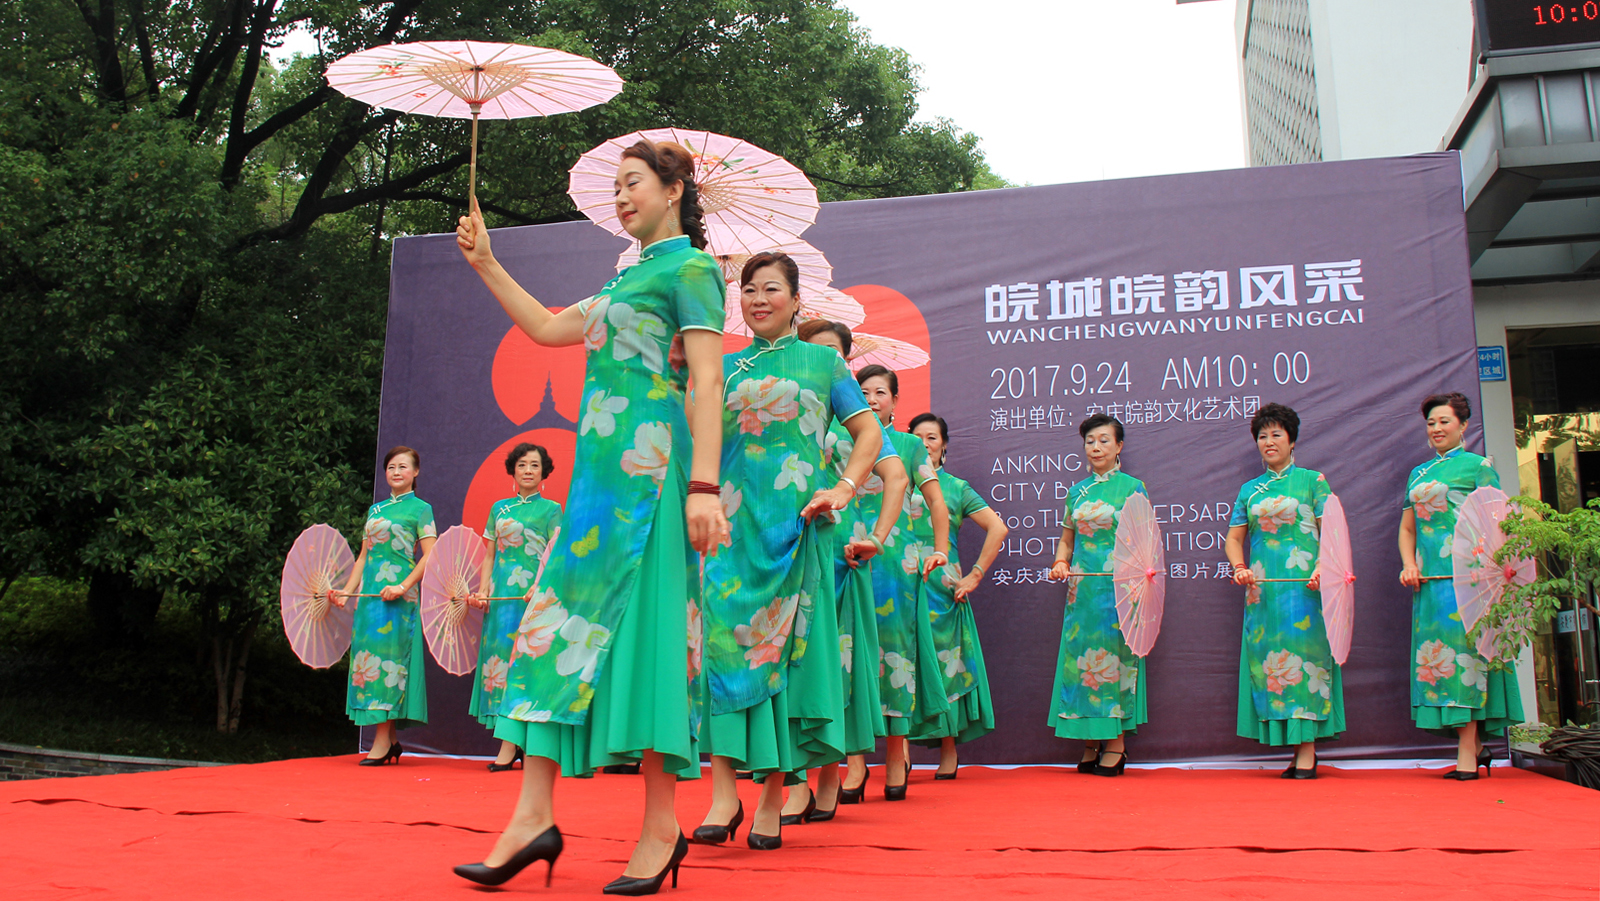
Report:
687,480,720,496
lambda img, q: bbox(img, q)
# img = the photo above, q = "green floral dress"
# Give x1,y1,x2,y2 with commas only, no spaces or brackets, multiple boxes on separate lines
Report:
823,416,899,754
347,491,436,728
1404,447,1524,736
1049,470,1149,740
701,335,873,777
492,235,724,778
469,492,562,733
871,428,948,735
1230,465,1345,746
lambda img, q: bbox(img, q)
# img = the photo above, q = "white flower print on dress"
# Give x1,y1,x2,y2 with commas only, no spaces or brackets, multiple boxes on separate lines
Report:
735,594,798,668
381,659,408,692
686,600,704,680
884,651,915,689
727,376,801,436
1409,480,1449,521
901,540,933,575
839,632,854,672
797,389,828,446
494,517,525,552
1251,496,1298,534
582,295,611,352
506,565,534,589
903,487,925,522
1119,661,1139,693
555,615,611,682
938,646,967,678
607,302,668,372
1286,546,1314,572
1072,500,1117,537
1415,639,1457,685
1297,503,1319,538
376,561,402,584
581,390,629,437
512,589,568,662
1456,653,1487,692
774,453,813,491
365,517,393,546
720,482,743,521
350,650,382,687
480,656,508,694
620,422,672,482
1262,650,1305,694
1302,660,1332,699
502,700,551,723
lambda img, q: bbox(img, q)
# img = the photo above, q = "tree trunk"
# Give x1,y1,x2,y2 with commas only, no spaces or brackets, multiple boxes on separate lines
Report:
211,600,261,734
225,614,259,734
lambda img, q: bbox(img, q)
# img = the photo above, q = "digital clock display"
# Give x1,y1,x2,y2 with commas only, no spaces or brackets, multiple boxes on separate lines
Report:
1477,0,1600,54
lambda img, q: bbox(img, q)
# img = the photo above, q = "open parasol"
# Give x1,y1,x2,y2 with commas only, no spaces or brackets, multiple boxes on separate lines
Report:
420,525,487,676
1452,486,1536,662
280,524,356,669
1317,494,1357,665
570,128,819,255
847,332,931,372
326,41,623,208
1111,493,1166,656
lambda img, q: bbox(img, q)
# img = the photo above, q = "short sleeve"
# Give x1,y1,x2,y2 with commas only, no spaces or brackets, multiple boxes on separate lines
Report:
1475,459,1501,490
959,482,989,519
828,355,871,423
1310,473,1331,519
673,253,726,333
418,503,438,541
905,439,935,487
1229,484,1251,528
874,419,900,464
1132,477,1149,499
482,504,499,541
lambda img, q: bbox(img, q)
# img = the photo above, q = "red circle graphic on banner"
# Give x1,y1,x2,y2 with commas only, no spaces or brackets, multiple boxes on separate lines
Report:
491,318,586,426
841,284,931,424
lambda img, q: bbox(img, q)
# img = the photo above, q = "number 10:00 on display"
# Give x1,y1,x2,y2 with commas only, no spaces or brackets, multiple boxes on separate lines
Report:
988,353,1312,399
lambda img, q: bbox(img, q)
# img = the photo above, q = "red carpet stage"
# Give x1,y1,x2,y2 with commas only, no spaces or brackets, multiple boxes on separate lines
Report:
2,757,1594,899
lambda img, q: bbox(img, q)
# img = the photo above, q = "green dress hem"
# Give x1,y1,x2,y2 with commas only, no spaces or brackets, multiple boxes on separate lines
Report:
1050,664,1148,740
1411,668,1523,737
912,603,995,746
1235,646,1346,746
492,476,700,780
346,613,428,729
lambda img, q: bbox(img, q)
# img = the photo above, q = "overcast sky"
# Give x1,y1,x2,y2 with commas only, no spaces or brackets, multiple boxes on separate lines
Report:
277,0,1248,187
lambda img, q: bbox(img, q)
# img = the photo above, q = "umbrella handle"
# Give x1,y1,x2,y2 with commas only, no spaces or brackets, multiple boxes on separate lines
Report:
468,105,481,211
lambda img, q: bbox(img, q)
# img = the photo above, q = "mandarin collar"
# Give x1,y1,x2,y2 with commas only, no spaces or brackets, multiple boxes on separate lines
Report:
1091,465,1121,483
1434,444,1465,460
514,491,544,504
638,235,691,262
383,490,415,505
1264,459,1296,480
752,331,798,351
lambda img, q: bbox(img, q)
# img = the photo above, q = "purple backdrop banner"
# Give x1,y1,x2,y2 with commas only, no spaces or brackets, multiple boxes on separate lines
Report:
376,153,1483,763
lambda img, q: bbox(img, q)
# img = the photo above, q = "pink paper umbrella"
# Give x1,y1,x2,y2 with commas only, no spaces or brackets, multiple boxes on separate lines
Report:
326,41,623,208
280,524,356,669
847,332,931,372
420,525,487,676
570,128,819,255
1317,494,1357,665
1112,493,1166,657
1452,486,1537,662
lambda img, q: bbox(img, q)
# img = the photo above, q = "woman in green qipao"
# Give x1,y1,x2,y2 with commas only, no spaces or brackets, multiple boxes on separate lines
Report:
1399,392,1523,780
788,319,909,817
329,446,437,765
1046,415,1149,777
856,364,951,801
467,443,562,772
907,413,1007,777
1225,403,1343,779
451,140,730,894
693,254,884,851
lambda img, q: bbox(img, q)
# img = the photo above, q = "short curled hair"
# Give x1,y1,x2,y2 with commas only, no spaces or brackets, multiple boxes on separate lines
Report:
856,363,898,396
907,412,948,443
797,318,853,358
1250,403,1300,443
1079,413,1124,443
504,442,555,478
1420,392,1471,422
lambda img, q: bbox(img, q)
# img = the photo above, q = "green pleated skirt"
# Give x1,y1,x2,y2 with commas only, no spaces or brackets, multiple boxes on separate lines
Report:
493,488,700,780
1411,668,1523,737
1049,664,1147,740
347,611,429,728
881,581,955,738
839,555,885,755
911,602,995,746
1235,646,1346,746
703,545,846,779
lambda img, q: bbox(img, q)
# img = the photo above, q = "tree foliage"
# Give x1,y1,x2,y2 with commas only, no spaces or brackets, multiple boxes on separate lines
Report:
1480,497,1600,664
0,0,1001,733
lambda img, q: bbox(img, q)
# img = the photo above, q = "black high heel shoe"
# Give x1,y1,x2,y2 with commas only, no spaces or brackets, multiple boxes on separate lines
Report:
778,790,817,826
1282,752,1318,780
809,781,839,822
883,761,908,802
359,741,402,766
603,832,688,896
1077,743,1101,774
1477,745,1493,777
934,762,959,781
690,802,744,845
487,749,524,773
838,768,870,805
453,824,563,887
602,762,642,775
747,820,783,850
1093,749,1127,777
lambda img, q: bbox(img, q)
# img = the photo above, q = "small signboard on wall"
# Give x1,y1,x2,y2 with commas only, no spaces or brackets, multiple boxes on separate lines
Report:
1478,345,1507,381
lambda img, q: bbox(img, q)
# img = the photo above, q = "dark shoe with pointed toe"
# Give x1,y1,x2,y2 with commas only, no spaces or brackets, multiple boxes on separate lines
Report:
778,792,817,826
453,824,562,887
359,742,402,766
1093,750,1127,777
487,749,524,773
746,829,782,850
690,802,744,845
603,832,688,895
838,769,870,805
